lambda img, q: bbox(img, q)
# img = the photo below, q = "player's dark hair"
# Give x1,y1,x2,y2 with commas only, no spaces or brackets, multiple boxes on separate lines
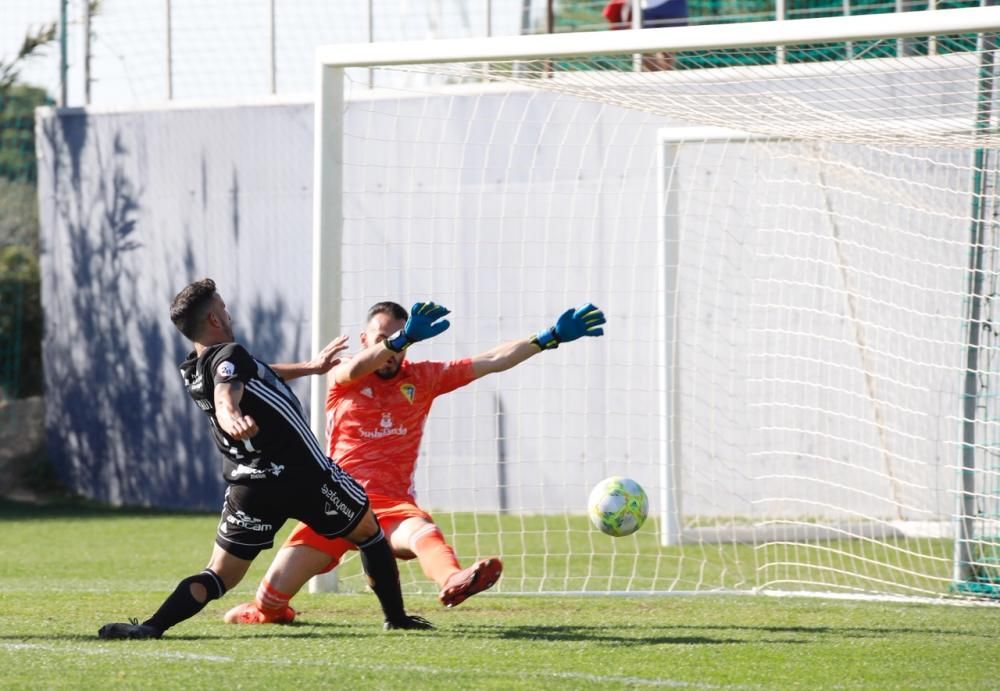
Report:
170,278,217,340
367,301,408,323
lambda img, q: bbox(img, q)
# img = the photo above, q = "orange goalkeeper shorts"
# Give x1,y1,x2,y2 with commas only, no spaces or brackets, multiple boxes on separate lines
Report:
283,494,433,573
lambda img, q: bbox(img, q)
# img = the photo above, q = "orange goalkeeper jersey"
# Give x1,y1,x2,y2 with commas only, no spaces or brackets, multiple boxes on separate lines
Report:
325,358,475,502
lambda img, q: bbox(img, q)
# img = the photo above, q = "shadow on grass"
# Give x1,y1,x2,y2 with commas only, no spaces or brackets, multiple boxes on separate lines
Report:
481,624,782,645
145,628,385,642
0,627,383,644
5,619,978,646
450,621,986,645
681,622,999,640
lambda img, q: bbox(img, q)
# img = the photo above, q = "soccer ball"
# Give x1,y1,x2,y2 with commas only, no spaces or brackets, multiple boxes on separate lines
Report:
588,476,648,537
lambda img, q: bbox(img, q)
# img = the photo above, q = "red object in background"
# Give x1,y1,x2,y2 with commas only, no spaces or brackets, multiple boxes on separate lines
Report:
604,0,689,29
602,0,630,29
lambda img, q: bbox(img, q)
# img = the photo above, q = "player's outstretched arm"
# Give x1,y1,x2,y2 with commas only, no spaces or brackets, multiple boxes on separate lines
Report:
333,301,451,385
471,303,606,378
270,335,350,381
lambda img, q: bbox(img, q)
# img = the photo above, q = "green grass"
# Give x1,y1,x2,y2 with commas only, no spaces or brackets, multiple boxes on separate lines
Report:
2,499,1000,689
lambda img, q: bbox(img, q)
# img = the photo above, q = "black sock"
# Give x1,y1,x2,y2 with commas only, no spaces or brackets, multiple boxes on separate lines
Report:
357,529,406,623
143,569,226,633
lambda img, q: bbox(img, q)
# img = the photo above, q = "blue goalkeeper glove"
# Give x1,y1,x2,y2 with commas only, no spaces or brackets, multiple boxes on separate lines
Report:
532,303,606,350
384,302,451,353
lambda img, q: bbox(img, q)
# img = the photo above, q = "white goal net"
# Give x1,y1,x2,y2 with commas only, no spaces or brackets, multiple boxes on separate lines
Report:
312,8,1000,601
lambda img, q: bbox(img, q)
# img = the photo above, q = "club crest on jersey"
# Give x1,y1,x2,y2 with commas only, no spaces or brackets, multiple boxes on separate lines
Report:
216,361,237,380
400,383,416,404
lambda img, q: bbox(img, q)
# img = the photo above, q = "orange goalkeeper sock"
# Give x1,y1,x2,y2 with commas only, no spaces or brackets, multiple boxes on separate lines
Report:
409,523,461,587
255,579,292,616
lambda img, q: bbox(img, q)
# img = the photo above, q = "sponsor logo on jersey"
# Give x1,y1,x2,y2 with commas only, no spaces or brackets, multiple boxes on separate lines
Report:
400,383,416,404
360,387,374,398
216,361,237,380
230,462,285,480
360,412,407,439
226,509,272,532
321,484,356,519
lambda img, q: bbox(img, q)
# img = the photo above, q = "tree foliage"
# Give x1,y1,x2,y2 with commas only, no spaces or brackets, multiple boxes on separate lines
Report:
0,23,57,92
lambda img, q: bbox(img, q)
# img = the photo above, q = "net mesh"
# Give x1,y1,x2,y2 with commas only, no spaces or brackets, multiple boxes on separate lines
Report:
321,29,1000,600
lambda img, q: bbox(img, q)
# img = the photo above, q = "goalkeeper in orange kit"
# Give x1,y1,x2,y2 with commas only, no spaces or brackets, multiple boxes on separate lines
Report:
224,300,605,624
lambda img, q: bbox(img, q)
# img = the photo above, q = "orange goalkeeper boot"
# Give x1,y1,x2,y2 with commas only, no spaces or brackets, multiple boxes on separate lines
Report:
223,601,296,624
438,557,503,608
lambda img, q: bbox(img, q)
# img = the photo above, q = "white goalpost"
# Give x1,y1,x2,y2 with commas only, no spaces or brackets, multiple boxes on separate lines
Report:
310,7,1000,601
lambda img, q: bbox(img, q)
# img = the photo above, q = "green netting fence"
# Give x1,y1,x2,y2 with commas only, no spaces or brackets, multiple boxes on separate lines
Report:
0,281,24,401
0,83,48,401
554,0,983,69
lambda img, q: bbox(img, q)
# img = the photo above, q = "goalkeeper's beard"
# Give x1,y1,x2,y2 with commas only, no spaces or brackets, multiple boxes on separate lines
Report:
375,356,402,379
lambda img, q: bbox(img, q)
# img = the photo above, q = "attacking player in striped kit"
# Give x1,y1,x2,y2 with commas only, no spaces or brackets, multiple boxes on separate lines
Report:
224,299,606,625
99,278,432,639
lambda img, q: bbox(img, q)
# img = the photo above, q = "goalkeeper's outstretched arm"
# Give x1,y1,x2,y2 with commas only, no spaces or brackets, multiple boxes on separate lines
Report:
471,302,605,379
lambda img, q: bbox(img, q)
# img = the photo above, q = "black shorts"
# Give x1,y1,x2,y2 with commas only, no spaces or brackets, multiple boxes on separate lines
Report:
215,460,369,560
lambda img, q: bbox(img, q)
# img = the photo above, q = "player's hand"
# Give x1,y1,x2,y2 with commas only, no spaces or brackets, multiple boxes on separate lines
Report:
534,303,606,350
385,302,451,352
309,335,350,375
221,412,258,440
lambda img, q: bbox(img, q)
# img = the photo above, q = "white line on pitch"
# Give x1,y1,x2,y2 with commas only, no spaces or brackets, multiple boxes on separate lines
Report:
1,642,731,688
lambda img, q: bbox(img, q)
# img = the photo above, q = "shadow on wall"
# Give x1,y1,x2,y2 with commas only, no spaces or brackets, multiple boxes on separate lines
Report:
39,114,296,510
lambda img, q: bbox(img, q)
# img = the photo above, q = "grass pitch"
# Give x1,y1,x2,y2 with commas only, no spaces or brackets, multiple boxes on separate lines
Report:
2,499,999,689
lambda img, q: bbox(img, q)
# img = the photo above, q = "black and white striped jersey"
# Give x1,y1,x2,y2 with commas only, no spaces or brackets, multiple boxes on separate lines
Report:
179,342,332,484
